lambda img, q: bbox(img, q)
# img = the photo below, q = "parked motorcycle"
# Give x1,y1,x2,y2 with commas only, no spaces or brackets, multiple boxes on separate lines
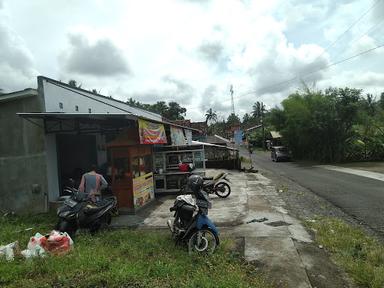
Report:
168,175,219,255
56,186,117,238
180,172,231,198
202,172,231,198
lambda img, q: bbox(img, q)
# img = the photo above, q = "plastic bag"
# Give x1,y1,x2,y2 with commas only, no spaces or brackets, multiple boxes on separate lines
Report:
45,230,73,255
0,241,19,261
21,233,47,258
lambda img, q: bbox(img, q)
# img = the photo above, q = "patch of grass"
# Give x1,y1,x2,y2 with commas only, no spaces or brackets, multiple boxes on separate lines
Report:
240,156,252,163
1,214,273,288
306,217,384,288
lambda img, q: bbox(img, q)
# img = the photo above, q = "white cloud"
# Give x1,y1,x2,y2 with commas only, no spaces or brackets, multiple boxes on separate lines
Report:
0,6,38,92
63,34,130,76
1,0,383,120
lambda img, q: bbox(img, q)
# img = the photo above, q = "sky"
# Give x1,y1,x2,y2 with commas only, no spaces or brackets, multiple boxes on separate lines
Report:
1,0,384,121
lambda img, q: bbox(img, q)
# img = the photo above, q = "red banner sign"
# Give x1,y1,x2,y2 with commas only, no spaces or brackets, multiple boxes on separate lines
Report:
138,119,167,144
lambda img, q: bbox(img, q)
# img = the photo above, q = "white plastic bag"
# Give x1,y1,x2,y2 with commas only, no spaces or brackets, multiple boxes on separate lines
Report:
0,241,19,261
21,232,47,259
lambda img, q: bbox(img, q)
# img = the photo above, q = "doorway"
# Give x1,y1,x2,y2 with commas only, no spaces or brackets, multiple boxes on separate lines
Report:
56,134,97,194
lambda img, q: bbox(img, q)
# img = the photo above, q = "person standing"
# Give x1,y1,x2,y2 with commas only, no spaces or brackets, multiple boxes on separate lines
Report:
78,165,108,202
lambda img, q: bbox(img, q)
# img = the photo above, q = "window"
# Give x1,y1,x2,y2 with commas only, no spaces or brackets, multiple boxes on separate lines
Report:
59,102,63,109
75,105,79,111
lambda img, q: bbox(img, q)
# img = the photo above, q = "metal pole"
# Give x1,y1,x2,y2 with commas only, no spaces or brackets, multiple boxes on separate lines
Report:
261,102,265,150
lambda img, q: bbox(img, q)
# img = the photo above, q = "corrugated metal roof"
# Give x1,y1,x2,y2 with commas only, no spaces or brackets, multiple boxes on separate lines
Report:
0,89,38,103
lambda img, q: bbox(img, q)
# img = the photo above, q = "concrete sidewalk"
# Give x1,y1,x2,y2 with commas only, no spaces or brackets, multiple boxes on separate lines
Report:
112,170,314,288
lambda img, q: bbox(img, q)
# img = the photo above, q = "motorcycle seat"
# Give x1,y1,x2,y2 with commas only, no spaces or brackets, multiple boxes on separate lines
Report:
83,201,111,214
203,176,213,181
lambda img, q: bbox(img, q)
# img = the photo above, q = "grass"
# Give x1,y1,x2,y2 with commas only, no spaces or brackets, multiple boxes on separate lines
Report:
306,217,384,288
240,156,252,164
0,214,273,288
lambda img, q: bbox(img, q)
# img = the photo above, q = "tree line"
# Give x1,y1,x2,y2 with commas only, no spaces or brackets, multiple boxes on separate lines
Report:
207,86,384,163
126,98,187,121
66,79,384,162
267,87,384,162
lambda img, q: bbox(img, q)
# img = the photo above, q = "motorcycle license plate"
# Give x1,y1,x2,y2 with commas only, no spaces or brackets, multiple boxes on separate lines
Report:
64,199,77,208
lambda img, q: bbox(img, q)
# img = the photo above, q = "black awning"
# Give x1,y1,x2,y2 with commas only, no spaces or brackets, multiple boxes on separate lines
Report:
17,112,137,134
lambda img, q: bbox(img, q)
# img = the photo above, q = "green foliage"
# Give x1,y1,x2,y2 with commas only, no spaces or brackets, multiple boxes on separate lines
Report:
0,214,273,288
209,120,227,137
263,87,384,162
205,108,217,125
68,79,82,88
307,218,384,288
227,113,240,126
126,98,187,121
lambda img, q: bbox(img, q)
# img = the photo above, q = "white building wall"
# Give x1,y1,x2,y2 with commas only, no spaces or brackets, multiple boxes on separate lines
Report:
41,77,162,121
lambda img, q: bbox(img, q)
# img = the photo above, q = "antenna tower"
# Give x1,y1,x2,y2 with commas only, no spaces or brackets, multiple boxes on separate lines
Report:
230,85,235,115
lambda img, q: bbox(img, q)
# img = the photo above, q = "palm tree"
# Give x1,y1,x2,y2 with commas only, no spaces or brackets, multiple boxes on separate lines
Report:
205,108,217,125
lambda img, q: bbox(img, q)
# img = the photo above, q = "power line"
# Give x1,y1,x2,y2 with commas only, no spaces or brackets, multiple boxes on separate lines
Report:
228,42,384,102
314,0,382,61
226,0,383,102
332,17,384,61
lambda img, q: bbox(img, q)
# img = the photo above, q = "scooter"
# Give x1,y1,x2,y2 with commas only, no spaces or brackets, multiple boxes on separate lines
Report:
168,175,219,254
202,172,231,198
56,186,117,239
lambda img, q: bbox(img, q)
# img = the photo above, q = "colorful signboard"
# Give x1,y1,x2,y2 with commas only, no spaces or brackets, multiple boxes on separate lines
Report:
138,119,167,144
133,172,154,208
185,129,192,145
170,126,187,146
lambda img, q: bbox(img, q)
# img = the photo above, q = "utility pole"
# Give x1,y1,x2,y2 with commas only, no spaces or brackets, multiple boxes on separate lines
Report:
230,85,235,115
261,102,265,150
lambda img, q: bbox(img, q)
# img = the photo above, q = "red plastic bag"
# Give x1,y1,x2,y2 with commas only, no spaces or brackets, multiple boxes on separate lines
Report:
45,230,73,255
178,163,189,172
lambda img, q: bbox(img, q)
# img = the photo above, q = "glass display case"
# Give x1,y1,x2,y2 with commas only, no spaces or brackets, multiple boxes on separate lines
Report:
153,146,206,193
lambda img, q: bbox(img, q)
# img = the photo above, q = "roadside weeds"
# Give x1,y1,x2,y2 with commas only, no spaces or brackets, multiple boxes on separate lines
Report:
306,218,384,288
0,214,274,288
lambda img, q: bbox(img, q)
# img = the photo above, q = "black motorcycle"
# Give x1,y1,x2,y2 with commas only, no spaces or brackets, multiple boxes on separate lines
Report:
180,172,231,198
56,186,117,238
202,172,231,198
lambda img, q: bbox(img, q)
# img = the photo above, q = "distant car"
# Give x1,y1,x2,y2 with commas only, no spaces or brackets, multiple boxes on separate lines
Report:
271,146,291,162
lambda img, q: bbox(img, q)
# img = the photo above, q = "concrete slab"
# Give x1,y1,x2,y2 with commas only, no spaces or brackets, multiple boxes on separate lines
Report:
245,237,312,288
111,168,314,287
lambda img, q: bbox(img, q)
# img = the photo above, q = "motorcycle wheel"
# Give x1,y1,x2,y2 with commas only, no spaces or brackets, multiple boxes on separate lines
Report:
188,228,219,255
214,182,231,198
56,220,76,239
100,213,112,230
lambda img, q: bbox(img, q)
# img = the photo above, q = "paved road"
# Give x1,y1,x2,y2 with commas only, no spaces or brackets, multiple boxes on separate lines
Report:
247,150,384,236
